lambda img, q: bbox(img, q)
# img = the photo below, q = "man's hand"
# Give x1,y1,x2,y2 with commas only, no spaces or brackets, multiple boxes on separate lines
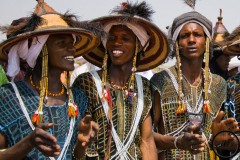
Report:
212,111,239,136
30,123,60,157
77,114,99,147
179,125,206,154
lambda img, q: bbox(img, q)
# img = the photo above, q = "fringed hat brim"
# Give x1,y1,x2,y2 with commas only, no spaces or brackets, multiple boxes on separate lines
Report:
222,39,240,55
0,27,99,61
83,15,169,72
221,25,240,55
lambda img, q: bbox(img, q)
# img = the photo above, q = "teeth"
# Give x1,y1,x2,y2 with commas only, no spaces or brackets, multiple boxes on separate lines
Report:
113,50,123,54
65,56,74,61
189,49,197,52
112,50,123,56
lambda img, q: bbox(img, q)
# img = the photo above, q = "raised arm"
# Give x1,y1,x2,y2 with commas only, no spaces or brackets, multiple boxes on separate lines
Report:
73,115,99,159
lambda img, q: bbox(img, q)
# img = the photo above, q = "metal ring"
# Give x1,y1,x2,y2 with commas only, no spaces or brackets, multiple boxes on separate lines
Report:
212,130,239,159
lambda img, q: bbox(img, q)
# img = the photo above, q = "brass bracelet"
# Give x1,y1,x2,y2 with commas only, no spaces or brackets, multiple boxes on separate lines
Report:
72,145,85,160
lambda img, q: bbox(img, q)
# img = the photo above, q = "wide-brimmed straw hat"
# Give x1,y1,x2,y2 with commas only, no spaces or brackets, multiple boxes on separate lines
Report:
83,1,169,72
221,25,240,55
0,0,100,61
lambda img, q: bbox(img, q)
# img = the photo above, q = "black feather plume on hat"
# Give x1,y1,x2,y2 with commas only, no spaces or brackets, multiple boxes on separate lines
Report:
1,12,82,38
0,14,43,38
111,1,154,21
62,12,103,35
0,12,105,39
60,12,80,27
62,12,105,38
77,21,105,38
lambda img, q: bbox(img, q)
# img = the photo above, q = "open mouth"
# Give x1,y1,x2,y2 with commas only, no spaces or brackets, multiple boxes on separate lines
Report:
112,50,123,57
187,48,197,52
64,56,74,61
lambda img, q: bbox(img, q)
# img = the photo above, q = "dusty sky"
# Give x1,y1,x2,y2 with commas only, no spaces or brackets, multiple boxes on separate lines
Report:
0,0,239,42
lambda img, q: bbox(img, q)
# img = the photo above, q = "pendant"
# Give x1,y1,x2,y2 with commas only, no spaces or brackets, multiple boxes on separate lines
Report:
102,87,112,108
203,100,211,113
32,111,44,125
68,101,79,118
176,101,186,115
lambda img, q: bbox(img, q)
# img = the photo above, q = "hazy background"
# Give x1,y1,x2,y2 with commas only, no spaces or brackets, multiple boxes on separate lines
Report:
0,0,239,42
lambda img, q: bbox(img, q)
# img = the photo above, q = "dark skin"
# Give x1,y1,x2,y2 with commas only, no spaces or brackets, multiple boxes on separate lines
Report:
216,54,231,72
211,111,239,151
154,23,239,159
154,23,208,158
74,25,157,160
106,25,137,86
178,23,206,85
0,34,76,160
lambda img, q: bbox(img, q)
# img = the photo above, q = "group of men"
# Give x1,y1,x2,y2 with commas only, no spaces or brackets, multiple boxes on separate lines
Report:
0,0,240,160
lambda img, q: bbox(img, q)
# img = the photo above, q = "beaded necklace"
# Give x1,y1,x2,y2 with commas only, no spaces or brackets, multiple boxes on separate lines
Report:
108,75,130,91
100,39,139,159
30,45,78,126
30,75,65,97
90,70,143,160
165,68,207,114
182,73,204,113
175,38,211,114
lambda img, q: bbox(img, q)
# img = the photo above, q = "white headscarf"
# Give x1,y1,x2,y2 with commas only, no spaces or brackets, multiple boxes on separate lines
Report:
170,20,212,42
7,35,49,78
7,34,77,79
102,21,149,50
